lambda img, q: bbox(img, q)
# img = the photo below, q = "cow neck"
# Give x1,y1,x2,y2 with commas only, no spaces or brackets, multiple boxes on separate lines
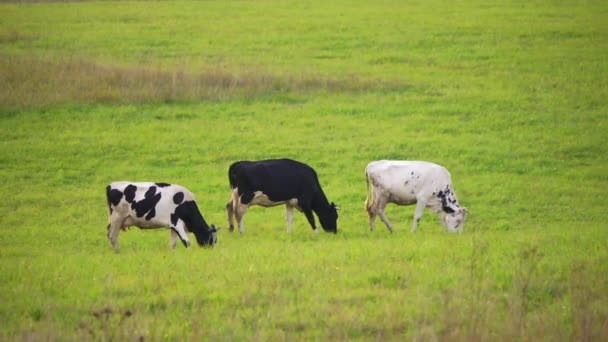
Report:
311,189,331,213
186,202,212,243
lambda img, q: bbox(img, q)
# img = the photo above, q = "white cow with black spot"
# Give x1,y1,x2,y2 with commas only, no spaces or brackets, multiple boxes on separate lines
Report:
106,182,218,251
364,160,468,233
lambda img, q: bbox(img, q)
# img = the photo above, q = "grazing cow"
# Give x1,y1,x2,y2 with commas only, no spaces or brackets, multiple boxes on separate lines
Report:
106,182,218,250
365,160,468,233
226,158,339,234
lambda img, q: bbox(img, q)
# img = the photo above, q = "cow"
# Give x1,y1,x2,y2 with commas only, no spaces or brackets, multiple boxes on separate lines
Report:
225,158,339,234
106,182,219,251
364,160,468,233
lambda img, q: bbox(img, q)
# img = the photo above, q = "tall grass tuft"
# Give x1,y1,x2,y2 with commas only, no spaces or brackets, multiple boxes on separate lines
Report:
0,54,408,110
570,258,608,341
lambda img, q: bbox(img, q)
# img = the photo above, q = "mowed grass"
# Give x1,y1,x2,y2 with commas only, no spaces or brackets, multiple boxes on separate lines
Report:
1,0,607,340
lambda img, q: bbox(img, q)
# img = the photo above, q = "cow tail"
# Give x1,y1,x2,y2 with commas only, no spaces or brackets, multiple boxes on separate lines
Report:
364,171,375,216
105,185,112,228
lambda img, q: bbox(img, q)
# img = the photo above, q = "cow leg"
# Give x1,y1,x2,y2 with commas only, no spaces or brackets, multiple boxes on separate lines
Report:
171,221,191,248
368,207,377,231
234,190,255,234
366,187,378,231
412,201,426,232
285,205,295,233
170,230,178,250
226,200,235,232
235,204,248,234
296,195,318,233
107,216,124,251
227,188,241,232
373,198,394,233
303,209,319,233
377,208,395,233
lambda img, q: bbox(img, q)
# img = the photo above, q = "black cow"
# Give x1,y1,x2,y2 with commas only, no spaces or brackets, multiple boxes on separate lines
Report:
106,182,218,251
226,158,339,234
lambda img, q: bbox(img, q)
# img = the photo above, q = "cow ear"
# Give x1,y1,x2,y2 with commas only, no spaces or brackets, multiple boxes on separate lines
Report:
210,225,221,232
331,202,341,210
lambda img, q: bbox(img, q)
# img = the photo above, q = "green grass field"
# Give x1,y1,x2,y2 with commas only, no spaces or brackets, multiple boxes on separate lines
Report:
1,0,607,340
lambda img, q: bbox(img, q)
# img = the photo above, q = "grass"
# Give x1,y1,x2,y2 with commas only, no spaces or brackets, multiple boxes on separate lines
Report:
1,0,607,340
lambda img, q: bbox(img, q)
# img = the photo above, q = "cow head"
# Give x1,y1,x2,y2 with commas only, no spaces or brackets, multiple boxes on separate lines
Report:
319,202,339,233
444,207,468,233
198,225,220,247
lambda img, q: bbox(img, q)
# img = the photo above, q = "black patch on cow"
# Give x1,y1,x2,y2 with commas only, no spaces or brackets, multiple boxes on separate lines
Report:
145,207,156,220
173,192,184,205
411,171,414,175
107,187,123,207
437,189,456,214
130,186,162,219
145,186,156,198
172,200,215,246
405,180,409,185
156,182,171,188
124,184,137,203
240,191,255,205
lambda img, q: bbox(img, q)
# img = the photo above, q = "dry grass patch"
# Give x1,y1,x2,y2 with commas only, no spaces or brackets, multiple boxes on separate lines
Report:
0,54,409,109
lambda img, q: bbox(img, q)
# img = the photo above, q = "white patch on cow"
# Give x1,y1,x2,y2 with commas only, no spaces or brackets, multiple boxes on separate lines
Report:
249,191,299,208
248,191,279,207
228,188,301,234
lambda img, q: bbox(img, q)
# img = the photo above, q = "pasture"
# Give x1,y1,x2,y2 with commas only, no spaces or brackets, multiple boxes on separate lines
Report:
1,0,607,340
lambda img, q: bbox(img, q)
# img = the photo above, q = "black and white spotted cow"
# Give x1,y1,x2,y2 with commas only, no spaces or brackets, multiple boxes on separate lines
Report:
365,160,468,233
106,182,218,250
226,158,339,234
